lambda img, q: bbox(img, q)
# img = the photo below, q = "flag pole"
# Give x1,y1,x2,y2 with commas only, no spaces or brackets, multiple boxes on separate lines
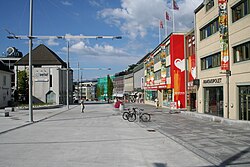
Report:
172,0,175,32
159,20,161,43
165,12,167,37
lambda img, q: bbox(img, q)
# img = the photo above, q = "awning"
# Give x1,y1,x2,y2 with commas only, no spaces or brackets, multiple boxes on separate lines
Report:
113,93,124,97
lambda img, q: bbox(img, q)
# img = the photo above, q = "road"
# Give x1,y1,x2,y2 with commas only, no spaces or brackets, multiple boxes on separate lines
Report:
0,104,211,167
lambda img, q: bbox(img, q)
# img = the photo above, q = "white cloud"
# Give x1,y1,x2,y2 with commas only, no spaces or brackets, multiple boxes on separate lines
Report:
62,41,135,58
98,0,203,39
61,1,72,6
47,38,60,46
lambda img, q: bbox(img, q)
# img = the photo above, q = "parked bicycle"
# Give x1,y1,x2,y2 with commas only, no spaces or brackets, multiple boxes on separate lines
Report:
122,107,151,122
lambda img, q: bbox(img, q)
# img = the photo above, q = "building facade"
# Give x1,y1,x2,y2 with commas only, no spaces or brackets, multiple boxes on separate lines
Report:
0,47,23,96
144,33,186,109
185,29,197,111
0,61,13,108
113,73,125,98
15,44,73,105
195,0,250,120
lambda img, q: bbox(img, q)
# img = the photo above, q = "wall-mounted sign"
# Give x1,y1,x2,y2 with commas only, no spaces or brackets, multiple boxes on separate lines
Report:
203,78,222,84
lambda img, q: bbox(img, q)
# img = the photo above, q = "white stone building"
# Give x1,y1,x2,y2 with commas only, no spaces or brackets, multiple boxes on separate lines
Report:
15,44,73,105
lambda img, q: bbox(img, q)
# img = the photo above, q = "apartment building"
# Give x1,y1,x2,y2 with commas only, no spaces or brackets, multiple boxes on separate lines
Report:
195,0,250,120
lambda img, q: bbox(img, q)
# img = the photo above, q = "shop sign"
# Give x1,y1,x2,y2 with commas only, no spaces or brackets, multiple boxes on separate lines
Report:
145,84,170,90
203,78,222,84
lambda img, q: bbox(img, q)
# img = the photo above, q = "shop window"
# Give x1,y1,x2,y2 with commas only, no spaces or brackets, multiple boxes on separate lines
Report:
232,0,250,22
145,90,157,102
233,41,250,63
204,87,223,117
201,52,221,70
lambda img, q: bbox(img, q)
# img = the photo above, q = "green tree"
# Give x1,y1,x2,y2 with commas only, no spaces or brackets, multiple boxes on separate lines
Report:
107,75,113,102
96,85,101,99
17,70,28,103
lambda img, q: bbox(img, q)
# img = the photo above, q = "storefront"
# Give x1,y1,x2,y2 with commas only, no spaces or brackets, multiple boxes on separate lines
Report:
204,86,223,117
239,86,250,121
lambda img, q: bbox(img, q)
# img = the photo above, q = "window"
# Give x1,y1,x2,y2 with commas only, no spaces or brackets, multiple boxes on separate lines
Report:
166,44,170,56
200,18,219,40
154,52,160,64
206,0,214,12
154,70,161,80
50,75,52,87
166,66,171,77
233,41,250,63
232,0,250,22
3,76,7,86
201,52,221,70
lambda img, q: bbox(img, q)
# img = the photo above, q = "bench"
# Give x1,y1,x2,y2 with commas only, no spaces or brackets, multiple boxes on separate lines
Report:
5,107,15,112
0,111,9,117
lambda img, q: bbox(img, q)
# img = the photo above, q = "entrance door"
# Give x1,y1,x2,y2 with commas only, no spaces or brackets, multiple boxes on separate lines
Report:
246,95,250,120
239,86,250,120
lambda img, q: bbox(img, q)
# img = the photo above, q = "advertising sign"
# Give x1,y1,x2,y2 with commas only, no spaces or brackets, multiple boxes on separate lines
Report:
218,0,230,71
170,34,186,108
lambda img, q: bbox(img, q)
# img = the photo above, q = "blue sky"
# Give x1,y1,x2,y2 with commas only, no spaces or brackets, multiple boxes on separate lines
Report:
0,0,202,81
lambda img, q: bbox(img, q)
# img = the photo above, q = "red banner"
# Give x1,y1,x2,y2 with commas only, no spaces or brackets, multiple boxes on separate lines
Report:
218,0,230,71
170,34,186,108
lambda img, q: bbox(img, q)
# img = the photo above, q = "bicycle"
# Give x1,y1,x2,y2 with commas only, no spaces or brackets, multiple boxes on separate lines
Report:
122,107,151,122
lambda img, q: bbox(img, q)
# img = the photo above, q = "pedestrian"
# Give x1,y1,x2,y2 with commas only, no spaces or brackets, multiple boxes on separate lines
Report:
154,98,159,109
80,98,85,113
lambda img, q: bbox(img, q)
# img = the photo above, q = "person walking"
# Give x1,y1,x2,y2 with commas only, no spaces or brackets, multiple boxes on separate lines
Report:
80,98,85,113
154,98,159,109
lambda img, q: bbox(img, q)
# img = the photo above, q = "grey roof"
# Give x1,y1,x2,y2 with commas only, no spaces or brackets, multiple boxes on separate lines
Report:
15,44,66,67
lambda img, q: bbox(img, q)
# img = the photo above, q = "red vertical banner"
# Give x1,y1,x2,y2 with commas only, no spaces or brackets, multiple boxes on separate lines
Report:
170,35,185,108
218,0,230,71
188,55,196,82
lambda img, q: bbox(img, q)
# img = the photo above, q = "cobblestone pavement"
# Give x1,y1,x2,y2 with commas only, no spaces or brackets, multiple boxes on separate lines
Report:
125,103,250,167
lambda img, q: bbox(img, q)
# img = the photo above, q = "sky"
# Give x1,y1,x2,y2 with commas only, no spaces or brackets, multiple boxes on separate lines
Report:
0,0,203,81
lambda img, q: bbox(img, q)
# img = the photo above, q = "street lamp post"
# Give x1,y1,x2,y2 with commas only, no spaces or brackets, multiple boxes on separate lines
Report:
7,6,121,122
28,0,33,122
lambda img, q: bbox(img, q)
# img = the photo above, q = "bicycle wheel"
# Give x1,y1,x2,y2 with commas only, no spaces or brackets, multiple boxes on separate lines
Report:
122,112,129,120
140,113,151,122
127,113,136,122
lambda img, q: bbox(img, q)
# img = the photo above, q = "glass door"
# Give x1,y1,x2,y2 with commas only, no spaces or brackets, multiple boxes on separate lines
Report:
247,95,250,120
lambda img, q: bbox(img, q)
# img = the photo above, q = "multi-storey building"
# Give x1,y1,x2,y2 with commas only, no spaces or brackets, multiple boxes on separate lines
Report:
15,44,73,105
97,75,114,101
78,80,97,101
185,29,197,111
0,47,23,95
113,72,125,98
144,33,186,109
195,0,250,120
0,61,12,108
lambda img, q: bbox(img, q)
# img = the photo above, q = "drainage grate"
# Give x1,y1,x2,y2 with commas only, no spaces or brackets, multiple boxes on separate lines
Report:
147,129,156,132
